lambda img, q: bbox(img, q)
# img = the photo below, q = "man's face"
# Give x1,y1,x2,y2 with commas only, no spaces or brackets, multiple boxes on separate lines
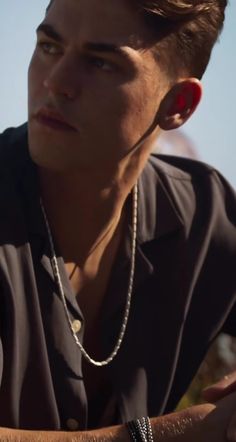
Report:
28,0,168,172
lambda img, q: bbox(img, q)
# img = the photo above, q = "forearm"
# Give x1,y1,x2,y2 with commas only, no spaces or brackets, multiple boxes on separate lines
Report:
0,403,215,442
0,425,129,442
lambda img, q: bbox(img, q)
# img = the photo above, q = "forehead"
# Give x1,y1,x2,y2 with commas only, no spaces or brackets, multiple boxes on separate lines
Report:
44,0,151,49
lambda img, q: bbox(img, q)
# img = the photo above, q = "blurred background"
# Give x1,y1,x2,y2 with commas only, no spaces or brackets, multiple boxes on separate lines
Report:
0,0,236,408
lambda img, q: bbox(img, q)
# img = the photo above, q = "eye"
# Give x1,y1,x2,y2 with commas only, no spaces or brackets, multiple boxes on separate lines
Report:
37,41,62,56
86,56,114,72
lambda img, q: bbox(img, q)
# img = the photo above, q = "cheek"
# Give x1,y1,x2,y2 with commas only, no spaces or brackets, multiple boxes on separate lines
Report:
92,77,156,124
113,81,159,141
80,78,159,153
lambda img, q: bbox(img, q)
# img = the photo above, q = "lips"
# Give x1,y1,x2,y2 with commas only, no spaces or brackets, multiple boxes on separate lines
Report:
35,108,78,132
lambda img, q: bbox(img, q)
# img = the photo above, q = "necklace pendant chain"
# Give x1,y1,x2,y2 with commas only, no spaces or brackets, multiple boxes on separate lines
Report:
40,184,138,367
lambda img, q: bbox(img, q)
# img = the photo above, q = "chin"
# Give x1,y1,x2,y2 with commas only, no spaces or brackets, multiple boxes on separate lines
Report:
28,139,93,173
27,123,115,172
28,128,71,170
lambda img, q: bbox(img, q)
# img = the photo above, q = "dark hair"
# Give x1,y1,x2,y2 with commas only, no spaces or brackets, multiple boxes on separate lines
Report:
138,0,228,79
46,0,228,79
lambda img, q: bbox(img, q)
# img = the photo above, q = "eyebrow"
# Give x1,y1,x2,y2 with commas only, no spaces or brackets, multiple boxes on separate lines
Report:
36,23,134,62
36,23,63,43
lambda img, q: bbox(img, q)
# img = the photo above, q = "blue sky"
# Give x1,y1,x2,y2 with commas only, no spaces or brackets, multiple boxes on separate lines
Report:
0,1,235,187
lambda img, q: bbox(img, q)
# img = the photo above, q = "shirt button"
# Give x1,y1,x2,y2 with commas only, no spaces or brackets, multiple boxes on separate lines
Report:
66,418,79,431
72,320,82,334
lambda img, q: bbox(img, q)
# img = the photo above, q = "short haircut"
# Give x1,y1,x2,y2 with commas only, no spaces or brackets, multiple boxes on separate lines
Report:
138,0,228,79
46,0,228,79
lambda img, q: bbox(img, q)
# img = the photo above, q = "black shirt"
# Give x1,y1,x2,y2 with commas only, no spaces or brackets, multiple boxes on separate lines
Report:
0,124,236,431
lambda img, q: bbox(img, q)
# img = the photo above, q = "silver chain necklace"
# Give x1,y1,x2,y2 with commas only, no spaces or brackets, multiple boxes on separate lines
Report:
40,184,138,367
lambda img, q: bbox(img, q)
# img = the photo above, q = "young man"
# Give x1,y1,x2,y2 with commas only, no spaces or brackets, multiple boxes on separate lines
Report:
0,0,236,440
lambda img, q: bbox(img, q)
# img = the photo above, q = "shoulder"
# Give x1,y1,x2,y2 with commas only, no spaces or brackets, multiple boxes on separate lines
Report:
148,153,236,200
0,124,36,244
145,153,236,245
0,124,28,146
0,124,28,168
149,153,220,179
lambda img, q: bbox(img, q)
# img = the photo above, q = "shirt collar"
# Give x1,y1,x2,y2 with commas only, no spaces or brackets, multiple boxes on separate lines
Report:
137,155,185,244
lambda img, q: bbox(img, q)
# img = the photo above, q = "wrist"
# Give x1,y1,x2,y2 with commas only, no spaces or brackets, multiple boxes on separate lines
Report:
127,417,154,441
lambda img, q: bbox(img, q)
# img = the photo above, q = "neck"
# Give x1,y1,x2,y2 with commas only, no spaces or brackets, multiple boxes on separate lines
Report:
38,156,142,266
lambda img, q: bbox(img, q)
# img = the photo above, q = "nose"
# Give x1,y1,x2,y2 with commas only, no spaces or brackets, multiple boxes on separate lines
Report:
43,54,80,100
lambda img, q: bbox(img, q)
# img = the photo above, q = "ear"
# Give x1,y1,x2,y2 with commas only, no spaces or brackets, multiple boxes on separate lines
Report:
157,78,202,131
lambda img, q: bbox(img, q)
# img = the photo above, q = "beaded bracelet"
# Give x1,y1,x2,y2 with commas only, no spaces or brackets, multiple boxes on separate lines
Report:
126,417,154,442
